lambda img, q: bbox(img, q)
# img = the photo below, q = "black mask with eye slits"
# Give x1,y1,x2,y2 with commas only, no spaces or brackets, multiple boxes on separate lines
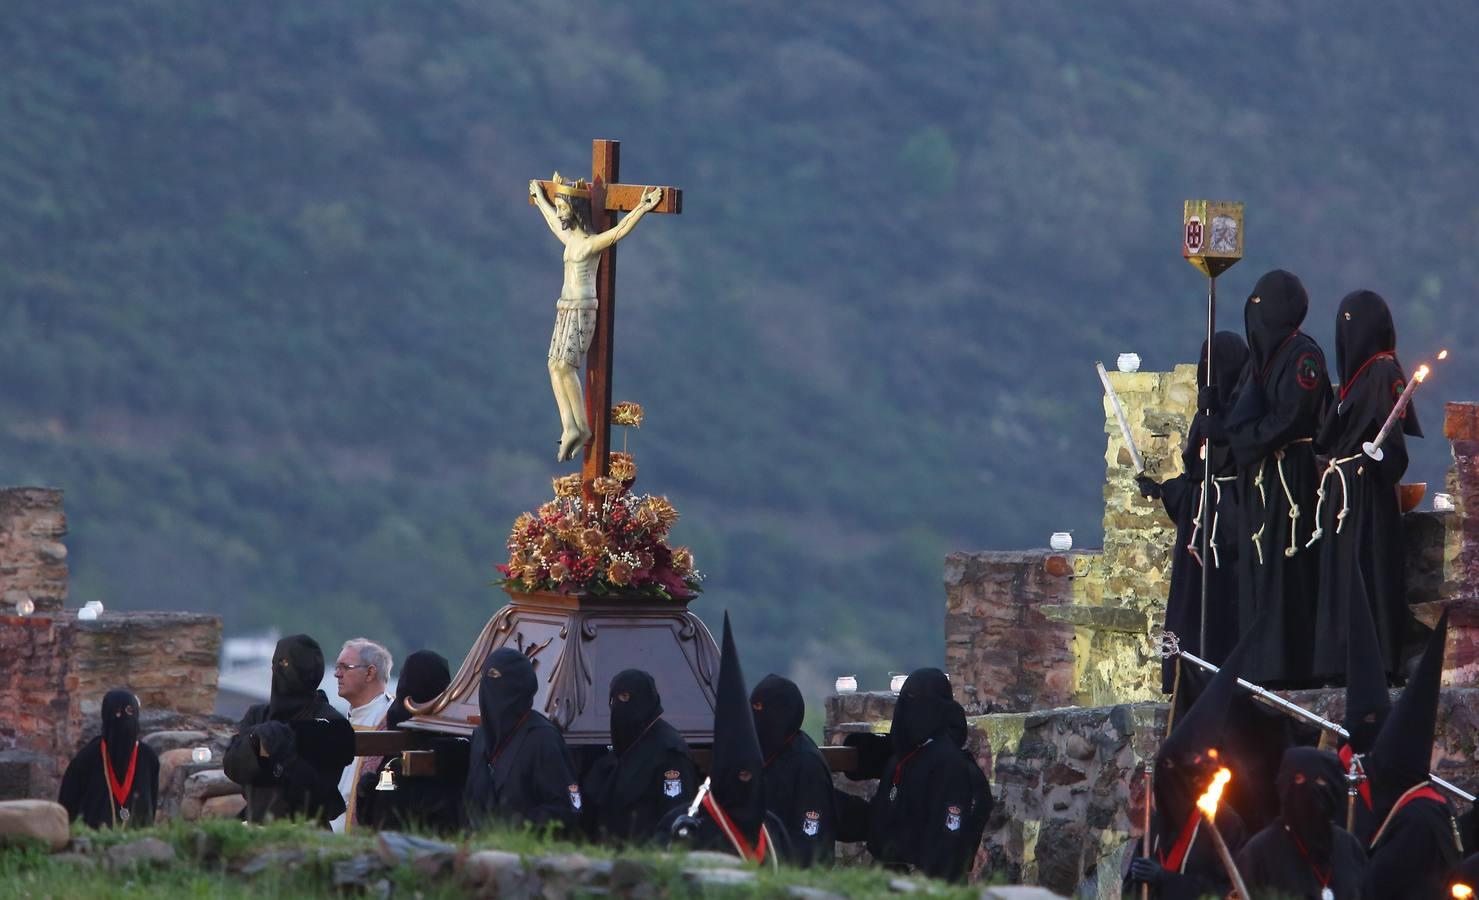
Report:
101,689,140,775
478,647,536,754
608,669,662,755
387,650,451,730
890,668,956,754
750,674,804,761
267,635,326,721
1277,747,1343,861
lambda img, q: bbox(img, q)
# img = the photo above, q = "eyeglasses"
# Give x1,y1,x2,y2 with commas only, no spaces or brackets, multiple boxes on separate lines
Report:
333,664,369,674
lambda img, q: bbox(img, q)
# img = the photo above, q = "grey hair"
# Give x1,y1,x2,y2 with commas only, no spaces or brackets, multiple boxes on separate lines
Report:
342,638,393,686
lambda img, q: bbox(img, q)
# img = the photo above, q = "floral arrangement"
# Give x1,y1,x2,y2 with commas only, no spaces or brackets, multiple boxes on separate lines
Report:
496,448,702,600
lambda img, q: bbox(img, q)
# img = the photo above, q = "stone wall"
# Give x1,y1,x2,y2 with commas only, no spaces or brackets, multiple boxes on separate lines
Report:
0,611,223,799
0,488,68,613
1438,402,1479,686
944,551,1083,714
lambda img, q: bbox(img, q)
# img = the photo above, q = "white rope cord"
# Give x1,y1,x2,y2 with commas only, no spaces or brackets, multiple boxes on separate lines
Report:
1251,461,1268,566
1209,476,1234,569
1306,453,1363,548
1187,482,1205,567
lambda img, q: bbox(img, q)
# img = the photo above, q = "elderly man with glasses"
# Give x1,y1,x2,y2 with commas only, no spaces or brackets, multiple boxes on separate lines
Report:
330,637,395,832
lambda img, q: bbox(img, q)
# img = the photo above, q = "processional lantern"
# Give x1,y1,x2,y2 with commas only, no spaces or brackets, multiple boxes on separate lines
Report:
1182,199,1243,660
1182,201,1243,277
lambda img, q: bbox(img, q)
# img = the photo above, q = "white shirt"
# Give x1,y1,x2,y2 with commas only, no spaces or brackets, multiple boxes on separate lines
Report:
330,691,393,833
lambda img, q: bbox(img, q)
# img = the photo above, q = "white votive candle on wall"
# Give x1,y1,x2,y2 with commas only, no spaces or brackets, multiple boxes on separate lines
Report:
77,607,98,621
192,748,212,764
15,597,35,616
1434,493,1456,512
1050,532,1073,551
889,673,907,692
1117,353,1141,373
835,676,858,694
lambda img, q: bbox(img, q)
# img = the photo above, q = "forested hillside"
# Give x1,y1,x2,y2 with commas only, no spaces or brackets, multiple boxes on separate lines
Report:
2,2,1476,693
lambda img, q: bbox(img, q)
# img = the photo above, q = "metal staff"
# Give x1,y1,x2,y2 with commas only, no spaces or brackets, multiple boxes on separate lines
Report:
1097,362,1145,473
1141,760,1153,900
670,777,712,841
1183,201,1244,658
1160,632,1476,803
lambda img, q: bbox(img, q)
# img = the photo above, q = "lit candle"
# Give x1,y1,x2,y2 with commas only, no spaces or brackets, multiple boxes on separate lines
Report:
15,597,35,616
834,675,858,694
1050,532,1074,551
192,747,212,764
1434,493,1456,512
1116,353,1141,373
1364,362,1430,461
84,600,105,615
889,673,907,692
77,607,98,621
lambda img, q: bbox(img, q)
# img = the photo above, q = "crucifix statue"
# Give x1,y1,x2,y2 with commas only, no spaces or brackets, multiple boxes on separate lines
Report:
528,140,682,477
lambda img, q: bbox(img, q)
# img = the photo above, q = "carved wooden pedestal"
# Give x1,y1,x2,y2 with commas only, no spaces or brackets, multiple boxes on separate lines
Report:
403,590,720,745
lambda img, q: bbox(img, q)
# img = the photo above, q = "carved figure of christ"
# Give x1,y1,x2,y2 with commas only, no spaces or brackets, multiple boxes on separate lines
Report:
529,176,661,462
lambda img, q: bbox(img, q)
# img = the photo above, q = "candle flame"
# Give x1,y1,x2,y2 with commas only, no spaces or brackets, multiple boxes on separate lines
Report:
1439,349,1450,361
1416,364,1431,382
1454,883,1474,900
1196,767,1232,820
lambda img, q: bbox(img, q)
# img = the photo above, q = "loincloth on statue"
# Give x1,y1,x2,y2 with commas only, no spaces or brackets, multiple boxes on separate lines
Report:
548,297,598,368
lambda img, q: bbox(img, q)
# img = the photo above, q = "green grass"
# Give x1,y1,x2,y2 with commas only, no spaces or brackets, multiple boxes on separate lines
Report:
0,818,982,899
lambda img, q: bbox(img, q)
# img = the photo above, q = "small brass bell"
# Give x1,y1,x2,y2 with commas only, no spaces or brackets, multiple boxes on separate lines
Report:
375,768,397,792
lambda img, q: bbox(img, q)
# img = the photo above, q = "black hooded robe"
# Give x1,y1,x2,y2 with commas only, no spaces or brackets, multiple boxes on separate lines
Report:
1150,331,1249,692
57,689,160,829
1224,270,1334,687
1311,291,1422,684
1364,790,1461,900
581,669,698,845
866,669,991,884
355,649,466,833
461,647,580,832
1235,747,1368,899
1359,612,1459,897
660,613,788,868
752,674,837,868
1236,818,1367,899
223,635,355,827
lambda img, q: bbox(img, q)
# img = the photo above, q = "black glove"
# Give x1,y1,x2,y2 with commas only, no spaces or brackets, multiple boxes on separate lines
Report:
1202,413,1227,441
1135,475,1162,500
669,814,702,842
1128,856,1168,885
254,721,297,767
1197,385,1221,414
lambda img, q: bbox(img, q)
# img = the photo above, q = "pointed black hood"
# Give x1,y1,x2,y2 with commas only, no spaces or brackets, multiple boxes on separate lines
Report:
751,674,804,762
1343,585,1393,755
478,646,537,753
710,612,767,839
267,634,326,721
609,668,663,755
100,689,141,775
1155,621,1256,832
1367,610,1447,816
1244,269,1309,378
387,650,451,729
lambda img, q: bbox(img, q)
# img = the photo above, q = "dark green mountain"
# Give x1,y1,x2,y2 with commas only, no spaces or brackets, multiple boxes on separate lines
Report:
2,2,1475,698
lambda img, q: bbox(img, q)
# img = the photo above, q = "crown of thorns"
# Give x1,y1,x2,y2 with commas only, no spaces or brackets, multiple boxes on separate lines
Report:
550,172,591,199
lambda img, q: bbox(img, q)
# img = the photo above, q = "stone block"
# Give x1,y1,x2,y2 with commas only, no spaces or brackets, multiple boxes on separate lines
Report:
104,837,177,869
0,799,70,851
200,794,245,820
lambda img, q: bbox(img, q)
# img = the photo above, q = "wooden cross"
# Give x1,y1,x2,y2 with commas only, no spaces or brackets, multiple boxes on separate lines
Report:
528,139,683,506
